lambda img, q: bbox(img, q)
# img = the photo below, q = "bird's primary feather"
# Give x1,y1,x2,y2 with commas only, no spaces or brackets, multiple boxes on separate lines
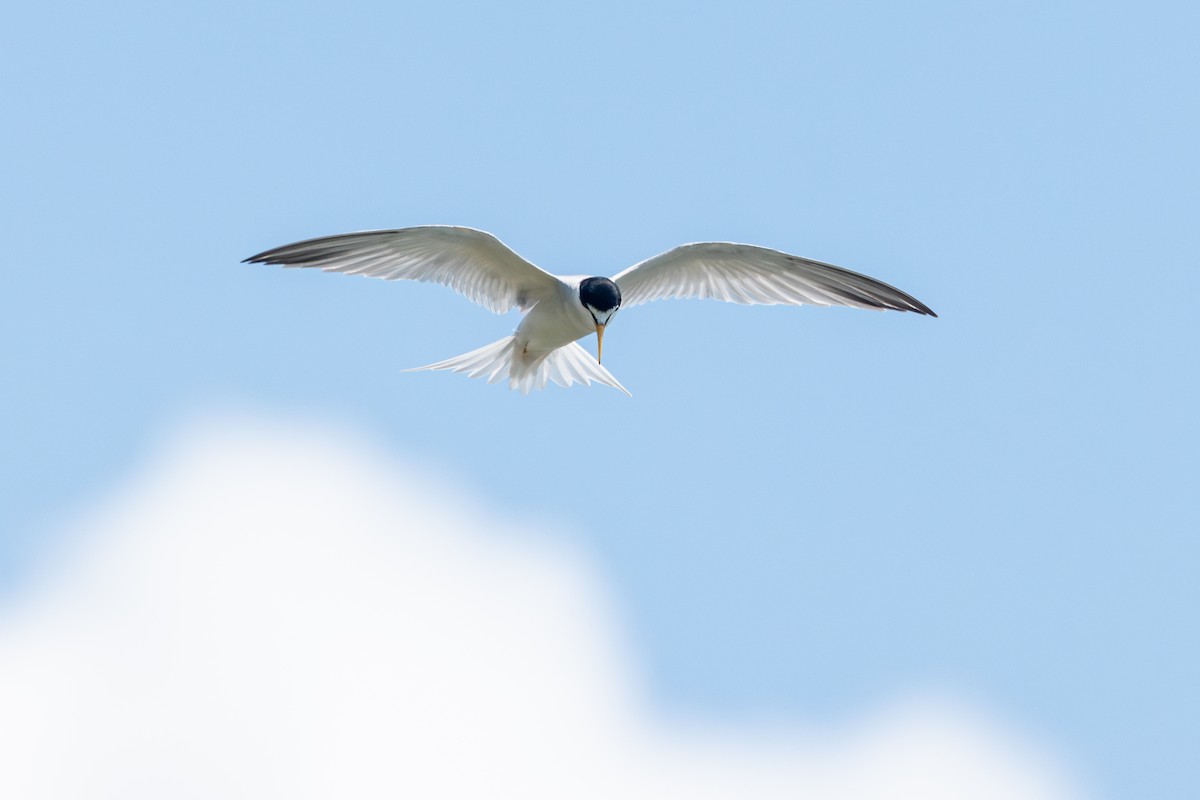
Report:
243,226,562,315
612,242,936,316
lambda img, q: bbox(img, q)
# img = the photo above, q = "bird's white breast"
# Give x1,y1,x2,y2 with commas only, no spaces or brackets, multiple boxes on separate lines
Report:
514,277,596,356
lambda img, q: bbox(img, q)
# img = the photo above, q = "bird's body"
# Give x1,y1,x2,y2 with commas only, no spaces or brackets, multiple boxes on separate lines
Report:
514,275,597,356
244,225,935,395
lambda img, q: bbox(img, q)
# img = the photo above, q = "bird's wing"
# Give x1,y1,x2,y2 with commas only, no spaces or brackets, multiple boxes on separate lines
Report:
612,242,936,316
244,226,563,314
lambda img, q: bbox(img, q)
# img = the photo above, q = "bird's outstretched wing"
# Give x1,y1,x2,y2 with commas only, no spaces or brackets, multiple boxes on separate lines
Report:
612,242,936,316
244,226,562,314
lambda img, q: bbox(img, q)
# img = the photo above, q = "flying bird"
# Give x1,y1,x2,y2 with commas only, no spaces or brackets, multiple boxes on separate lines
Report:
244,226,935,395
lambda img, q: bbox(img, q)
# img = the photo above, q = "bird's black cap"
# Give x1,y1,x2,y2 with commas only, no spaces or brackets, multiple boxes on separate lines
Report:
579,277,621,313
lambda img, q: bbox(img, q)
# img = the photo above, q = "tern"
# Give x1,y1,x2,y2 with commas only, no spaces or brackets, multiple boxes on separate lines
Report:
245,226,935,395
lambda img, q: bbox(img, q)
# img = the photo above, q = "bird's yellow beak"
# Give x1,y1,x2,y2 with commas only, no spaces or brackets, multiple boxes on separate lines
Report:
595,323,605,364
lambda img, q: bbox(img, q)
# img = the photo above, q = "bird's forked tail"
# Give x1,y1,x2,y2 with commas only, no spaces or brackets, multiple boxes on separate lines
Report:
406,336,631,396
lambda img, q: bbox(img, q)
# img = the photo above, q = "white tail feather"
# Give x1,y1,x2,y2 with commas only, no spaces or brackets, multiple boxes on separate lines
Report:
407,336,631,396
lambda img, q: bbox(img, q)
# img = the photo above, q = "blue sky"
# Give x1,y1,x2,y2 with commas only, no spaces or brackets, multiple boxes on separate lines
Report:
3,1,1198,797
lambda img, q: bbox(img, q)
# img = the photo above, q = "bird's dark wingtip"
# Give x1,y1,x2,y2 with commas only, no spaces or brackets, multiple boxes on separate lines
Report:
905,298,937,317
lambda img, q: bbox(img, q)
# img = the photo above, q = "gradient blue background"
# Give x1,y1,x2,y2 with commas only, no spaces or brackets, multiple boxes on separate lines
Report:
4,2,1197,797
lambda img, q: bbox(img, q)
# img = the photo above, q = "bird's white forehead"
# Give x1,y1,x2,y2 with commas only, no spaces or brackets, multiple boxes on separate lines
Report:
588,306,618,326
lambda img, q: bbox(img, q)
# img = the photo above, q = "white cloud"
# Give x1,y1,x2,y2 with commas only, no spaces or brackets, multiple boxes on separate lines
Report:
0,415,1083,799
